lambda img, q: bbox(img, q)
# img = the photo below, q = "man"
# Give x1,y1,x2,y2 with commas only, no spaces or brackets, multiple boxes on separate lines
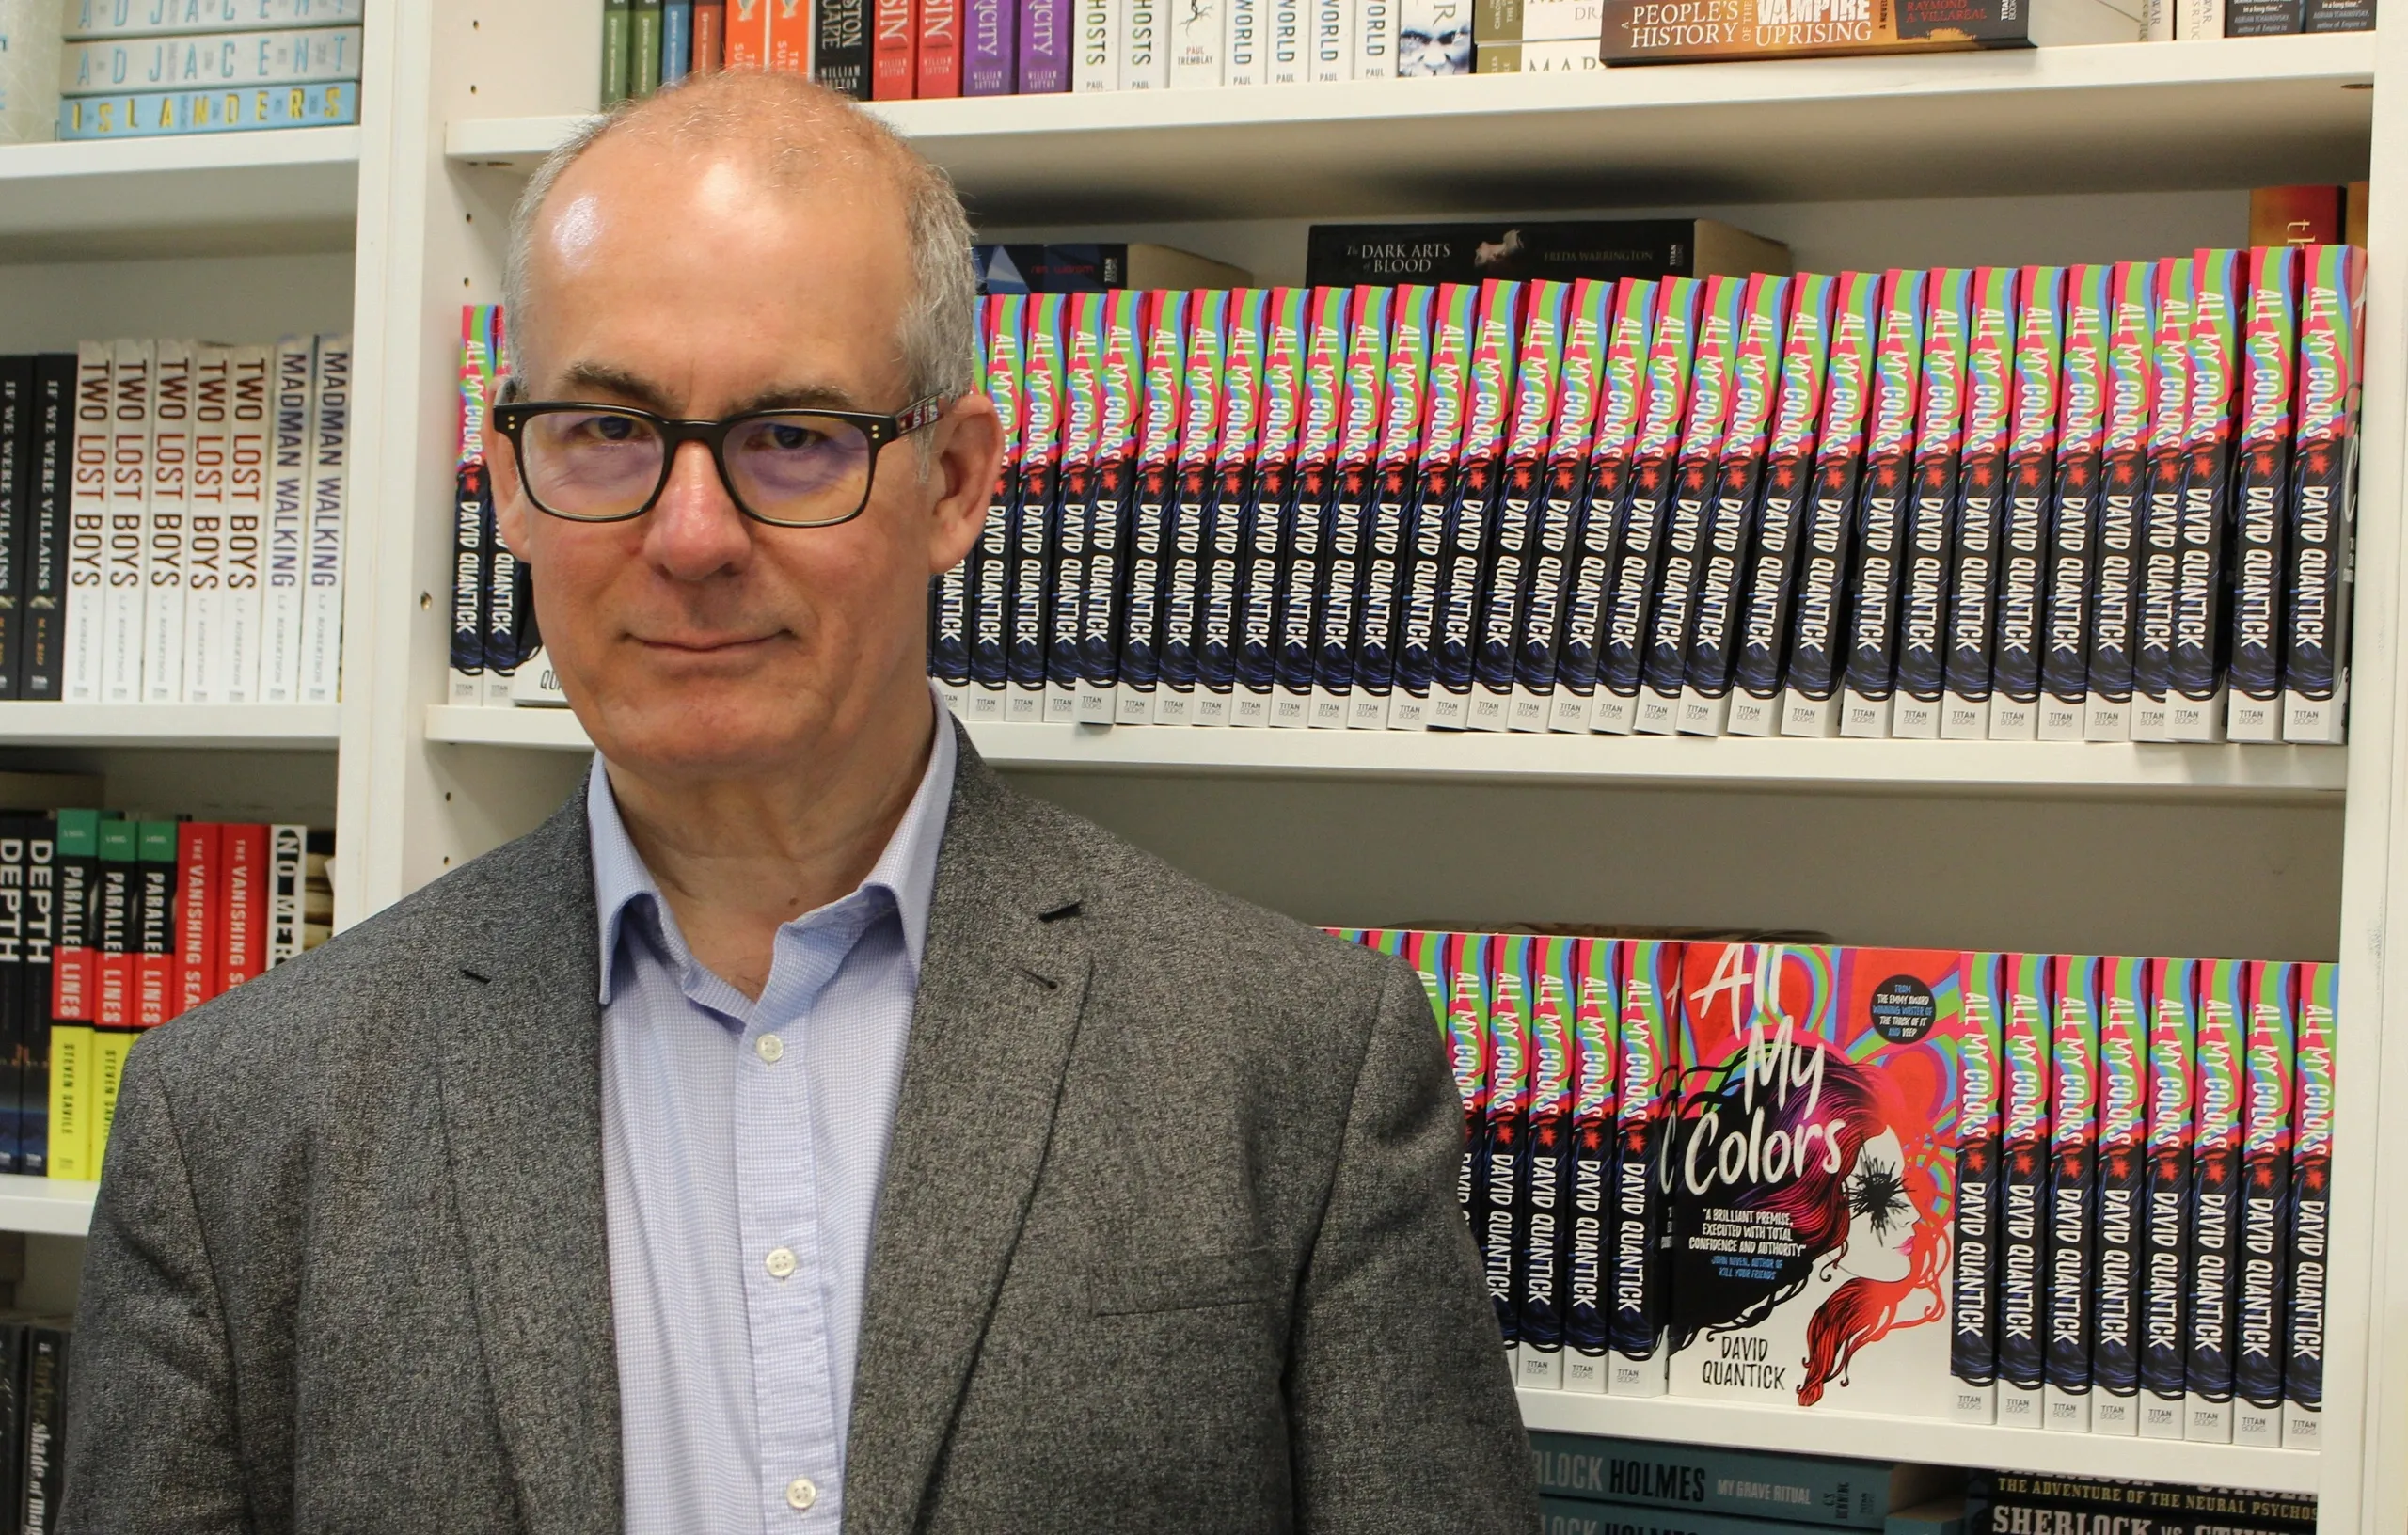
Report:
63,72,1533,1535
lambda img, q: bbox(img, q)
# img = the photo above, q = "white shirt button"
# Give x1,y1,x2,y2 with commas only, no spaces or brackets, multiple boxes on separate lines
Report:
755,1034,785,1064
787,1477,817,1511
765,1246,797,1280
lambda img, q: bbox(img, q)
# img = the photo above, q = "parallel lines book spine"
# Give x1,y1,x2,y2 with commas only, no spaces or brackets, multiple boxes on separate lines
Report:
1564,936,1619,1391
2041,267,2109,741
23,355,73,702
1312,285,1388,727
1047,293,1104,723
1952,950,2006,1423
2232,958,2295,1446
1432,279,1523,729
2086,263,2155,741
2139,956,2197,1438
2132,258,2193,742
1116,291,1180,723
1390,283,1473,728
300,332,348,704
134,820,173,1027
2090,954,2149,1434
1941,267,2013,740
1517,934,1579,1388
63,343,107,704
1483,932,1535,1364
1200,288,1266,724
1008,294,1068,721
1679,273,1788,736
968,293,1025,720
2224,245,2300,742
1729,273,1831,737
1551,277,1654,732
1892,267,1970,740
1607,938,1680,1395
102,338,152,706
2043,952,2099,1432
1635,274,1743,736
1076,288,1143,721
1474,278,1569,731
1840,269,1925,739
2285,960,2333,1446
1781,270,1880,736
1992,266,2064,741
1512,278,1608,732
1594,277,1700,735
1997,950,2052,1427
2169,248,2242,741
2186,957,2248,1441
2283,245,2364,745
261,334,313,704
1354,284,1432,728
1236,288,1307,725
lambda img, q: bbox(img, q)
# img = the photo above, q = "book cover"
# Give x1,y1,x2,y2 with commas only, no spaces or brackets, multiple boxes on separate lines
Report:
876,0,918,93
1157,289,1226,724
1513,277,1609,732
2285,959,2333,1447
261,333,312,704
220,823,266,990
1991,266,2064,741
1016,0,1067,88
1009,294,1068,722
1077,287,1143,721
2232,958,2295,1446
1891,267,1971,740
1354,283,1433,729
1473,278,1571,732
1171,0,1225,81
1730,272,1833,737
1781,270,1881,737
1234,288,1307,724
301,332,348,705
1950,952,2004,1424
1840,269,1925,739
2132,257,2193,742
2225,245,2301,742
1312,284,1388,728
1680,273,1790,736
2085,262,2154,742
103,338,153,706
134,820,172,1027
1200,288,1266,725
919,0,965,91
93,818,133,1029
1392,283,1477,728
19,816,55,1173
1968,1473,2314,1535
2139,956,2197,1438
1552,277,1655,732
177,345,230,701
1939,267,2013,740
2040,267,2109,741
2169,248,2242,741
1433,279,1524,729
1667,943,1963,1416
175,822,218,1018
63,343,107,704
1399,0,1470,69
1518,934,1580,1387
1609,938,1681,1394
1483,932,1536,1360
969,294,1025,720
22,355,73,702
60,26,365,91
965,0,1017,91
1048,293,1104,724
1532,1433,1950,1527
2090,954,2150,1434
1307,218,1791,290
1594,277,1702,734
2186,957,2247,1441
2043,952,2099,1432
2283,244,2365,745
1565,935,1619,1391
1996,950,2052,1427
456,319,499,705
1636,273,1744,736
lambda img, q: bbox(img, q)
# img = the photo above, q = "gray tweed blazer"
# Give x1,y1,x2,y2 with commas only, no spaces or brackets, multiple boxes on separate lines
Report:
59,730,1536,1534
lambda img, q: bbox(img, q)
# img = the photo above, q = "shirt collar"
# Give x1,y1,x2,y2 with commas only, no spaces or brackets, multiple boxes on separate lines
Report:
587,691,958,1005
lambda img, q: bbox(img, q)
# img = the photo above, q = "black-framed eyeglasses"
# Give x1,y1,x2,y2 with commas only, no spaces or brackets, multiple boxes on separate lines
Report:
492,395,949,529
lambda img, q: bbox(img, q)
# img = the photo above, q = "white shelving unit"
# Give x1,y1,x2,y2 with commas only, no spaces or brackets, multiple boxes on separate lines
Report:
7,0,2405,1521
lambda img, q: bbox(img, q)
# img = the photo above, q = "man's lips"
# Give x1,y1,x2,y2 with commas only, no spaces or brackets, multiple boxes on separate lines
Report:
629,632,783,655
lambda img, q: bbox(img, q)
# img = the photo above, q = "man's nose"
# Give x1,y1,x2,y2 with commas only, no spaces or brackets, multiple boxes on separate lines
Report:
643,438,753,578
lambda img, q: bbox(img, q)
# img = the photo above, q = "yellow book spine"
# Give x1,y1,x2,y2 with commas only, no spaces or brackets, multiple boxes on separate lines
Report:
93,1030,136,1179
46,1026,96,1182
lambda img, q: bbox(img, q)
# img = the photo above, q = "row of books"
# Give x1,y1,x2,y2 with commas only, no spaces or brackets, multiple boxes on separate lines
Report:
1966,1471,2312,1535
0,1318,70,1535
1532,1433,1967,1535
0,338,352,706
1337,926,2335,1450
447,307,537,708
1,0,364,141
926,247,2363,745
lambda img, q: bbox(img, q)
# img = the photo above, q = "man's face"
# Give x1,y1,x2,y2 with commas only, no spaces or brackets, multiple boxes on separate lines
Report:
490,135,996,785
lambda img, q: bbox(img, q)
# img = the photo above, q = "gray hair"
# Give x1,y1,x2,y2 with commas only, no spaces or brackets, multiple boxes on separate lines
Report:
499,72,979,441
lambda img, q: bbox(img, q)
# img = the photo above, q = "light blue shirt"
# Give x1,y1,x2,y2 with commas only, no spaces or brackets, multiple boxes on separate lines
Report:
590,713,955,1535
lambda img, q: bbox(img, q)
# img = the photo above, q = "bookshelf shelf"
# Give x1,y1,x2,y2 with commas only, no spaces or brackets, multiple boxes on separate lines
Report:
422,704,2345,799
1515,1389,2321,1495
0,1176,96,1239
0,704,341,750
0,125,361,260
444,38,2371,221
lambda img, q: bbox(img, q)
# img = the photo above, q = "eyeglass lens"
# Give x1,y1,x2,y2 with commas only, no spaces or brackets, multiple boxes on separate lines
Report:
520,407,876,525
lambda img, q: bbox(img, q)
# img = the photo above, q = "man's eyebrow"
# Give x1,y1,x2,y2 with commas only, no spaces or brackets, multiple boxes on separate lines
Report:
548,363,871,419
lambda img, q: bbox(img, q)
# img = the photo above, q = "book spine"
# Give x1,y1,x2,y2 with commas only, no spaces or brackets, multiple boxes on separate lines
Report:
1225,0,1262,81
23,356,74,702
1170,0,1224,82
1048,295,1104,721
1311,286,1385,728
1516,278,1610,731
2187,958,2248,1442
1120,0,1169,84
0,1320,19,1527
633,0,664,92
1310,0,1354,77
1729,274,1832,736
448,311,494,704
93,820,132,1030
1474,279,1568,731
965,0,1017,91
1433,279,1523,729
1893,267,1971,739
0,359,28,703
1078,288,1144,720
1276,288,1346,726
2044,953,2100,1432
45,1020,92,1180
1200,290,1265,723
2140,956,2198,1438
1636,274,1742,735
2232,959,2296,1446
1482,933,1535,1360
1072,0,1118,86
1516,934,1579,1388
1118,292,1183,721
1232,289,1305,724
1679,273,1788,736
1159,290,1226,722
267,824,305,967
61,26,369,89
1392,282,1476,728
2090,954,2151,1434
1781,271,1879,736
2285,960,2333,1447
1016,0,1067,89
2283,245,2365,745
261,335,313,704
134,822,173,1027
63,0,368,32
1563,936,1618,1391
2133,258,2193,742
19,1326,66,1530
1608,938,1680,1395
1992,266,2065,741
102,338,152,706
1267,0,1308,78
1840,269,1925,738
876,0,918,93
969,295,1026,718
56,78,360,140
1356,0,1396,73
0,823,24,1170
1953,951,2007,1424
1941,267,2013,739
64,344,108,704
918,0,964,90
175,823,218,1018
220,824,266,989
2225,246,2301,742
1009,295,1068,720
1998,949,2052,1427
664,0,695,84
301,332,348,704
181,346,228,703
2086,262,2155,741
2041,267,2110,741
21,819,55,1175
766,0,811,71
1596,277,1701,734
1440,931,1491,1236
1355,284,1433,728
2169,248,2242,742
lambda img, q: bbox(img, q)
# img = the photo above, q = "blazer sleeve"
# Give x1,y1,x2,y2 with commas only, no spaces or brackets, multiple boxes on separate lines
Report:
59,1048,252,1535
1286,957,1540,1535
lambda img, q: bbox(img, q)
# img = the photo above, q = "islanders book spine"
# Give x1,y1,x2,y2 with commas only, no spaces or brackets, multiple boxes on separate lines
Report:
260,334,313,704
1513,278,1606,732
1473,278,1568,732
2041,266,2110,742
1840,268,1925,739
1892,266,1971,740
1564,935,1619,1392
2169,248,2242,742
1354,283,1432,729
19,817,54,1173
218,345,270,703
1311,284,1388,729
1679,273,1789,736
1953,950,2007,1424
2140,955,2197,1438
1235,287,1307,726
1729,272,1831,737
968,293,1026,719
2224,245,2301,742
23,354,74,702
1047,293,1104,723
1517,933,1580,1388
1200,289,1267,726
2086,262,2155,741
1992,266,2065,741
1275,288,1346,727
299,332,349,705
2232,958,2296,1446
63,343,108,704
1594,277,1701,735
2132,257,2194,742
2283,244,2365,745
1781,270,1880,737
1483,931,1536,1363
1608,937,1681,1395
1077,288,1144,721
2285,959,2334,1447
103,338,154,706
2186,957,2248,1441
1432,279,1523,730
1551,277,1655,733
2044,952,2100,1432
2090,952,2151,1434
1998,949,2053,1428
1635,274,1743,736
1941,267,2014,739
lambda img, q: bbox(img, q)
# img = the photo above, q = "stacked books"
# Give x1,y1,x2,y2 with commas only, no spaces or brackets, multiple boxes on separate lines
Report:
974,243,1254,295
53,0,364,141
926,247,2362,745
1533,1433,1963,1535
1333,926,2335,1450
1968,1472,2313,1535
0,336,353,706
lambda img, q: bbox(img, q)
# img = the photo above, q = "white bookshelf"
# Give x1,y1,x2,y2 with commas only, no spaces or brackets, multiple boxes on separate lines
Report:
0,125,362,258
0,1177,97,1240
0,704,341,750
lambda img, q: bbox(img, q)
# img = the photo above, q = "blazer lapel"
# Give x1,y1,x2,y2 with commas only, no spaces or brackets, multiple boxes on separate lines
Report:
845,738,1091,1534
434,792,624,1535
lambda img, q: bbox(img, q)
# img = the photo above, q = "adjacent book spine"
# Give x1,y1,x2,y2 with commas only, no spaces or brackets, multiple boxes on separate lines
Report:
1997,950,2053,1427
965,0,1018,91
1595,277,1701,735
1515,935,1578,1389
1355,284,1433,728
1635,274,1742,736
1433,279,1522,729
2224,245,2301,742
1780,270,1880,737
1992,266,2065,742
1551,277,1654,732
1201,289,1266,723
2041,267,2110,741
63,344,108,704
2283,245,2365,745
175,822,219,1018
1892,267,1971,739
1952,951,2007,1424
1077,288,1144,721
1839,269,1925,739
1473,279,1568,731
2090,954,2151,1434
968,294,1025,719
261,334,313,704
919,0,965,91
1117,291,1183,722
1312,284,1387,727
1236,288,1307,725
1158,289,1225,723
2285,960,2334,1447
1009,294,1069,720
1728,273,1832,736
1481,932,1535,1362
2132,258,2193,742
2044,952,2100,1432
1016,0,1068,89
301,333,348,704
1941,267,2013,740
101,338,152,706
2086,263,2155,742
1392,283,1476,728
1563,936,1618,1392
1678,273,1787,736
2233,958,2296,1446
1047,293,1104,723
2140,957,2199,1438
2169,248,2242,742
1608,938,1679,1394
2185,957,2249,1442
23,355,74,702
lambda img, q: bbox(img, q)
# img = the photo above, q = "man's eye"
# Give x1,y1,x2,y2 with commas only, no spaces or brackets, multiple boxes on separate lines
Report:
767,423,825,451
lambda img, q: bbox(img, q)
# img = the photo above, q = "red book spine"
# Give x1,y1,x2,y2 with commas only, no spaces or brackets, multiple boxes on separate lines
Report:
220,825,267,990
917,0,962,95
693,0,727,69
176,824,220,1017
725,0,771,66
875,0,917,96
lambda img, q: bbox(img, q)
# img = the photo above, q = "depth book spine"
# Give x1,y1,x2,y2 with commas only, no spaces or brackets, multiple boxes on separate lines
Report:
1517,934,1579,1388
1992,266,2065,741
1781,270,1880,737
1729,272,1832,737
24,354,73,702
1275,288,1347,727
2139,957,2198,1439
1432,279,1523,730
969,293,1026,720
1236,288,1307,726
63,343,107,704
1047,293,1104,723
1635,273,1743,736
2224,245,2301,742
2186,957,2248,1442
2044,952,2100,1432
1678,273,1789,736
1312,284,1389,728
1997,949,2052,1429
2232,958,2295,1447
2090,954,2150,1435
2169,248,2242,742
2132,257,2193,742
1551,277,1655,733
1608,938,1680,1395
1473,278,1569,732
261,335,312,704
300,333,349,705
2285,959,2334,1447
1483,932,1536,1363
2086,263,2155,742
1116,291,1182,724
0,825,24,1168
1840,269,1925,740
1354,283,1434,729
2041,267,2110,742
1201,288,1266,725
20,819,55,1173
102,338,153,706
1941,267,2014,740
1953,950,2007,1424
1157,289,1226,725
2283,244,2365,745
1563,935,1619,1392
1594,277,1701,735
1892,267,1971,740
1077,288,1144,721
1514,277,1609,731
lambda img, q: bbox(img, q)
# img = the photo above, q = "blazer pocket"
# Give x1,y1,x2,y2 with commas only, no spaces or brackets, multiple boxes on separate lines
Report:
1086,1244,1280,1317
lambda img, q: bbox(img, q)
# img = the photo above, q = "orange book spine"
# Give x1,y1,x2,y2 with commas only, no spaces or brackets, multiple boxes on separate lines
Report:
725,0,772,66
768,0,814,70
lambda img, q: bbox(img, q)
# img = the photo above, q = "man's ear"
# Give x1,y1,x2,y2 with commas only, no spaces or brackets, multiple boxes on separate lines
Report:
926,392,1003,577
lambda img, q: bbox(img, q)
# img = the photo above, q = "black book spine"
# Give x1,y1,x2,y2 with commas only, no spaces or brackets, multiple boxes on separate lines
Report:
2089,448,2145,714
1313,470,1370,706
1237,462,1288,704
1897,444,1962,712
1598,454,1675,705
1551,453,1622,714
2043,441,2101,720
1842,452,1910,706
1516,451,1587,706
1683,453,1759,707
1009,465,1057,699
1474,459,1540,717
19,820,52,1178
18,1324,65,1535
1434,458,1496,710
1080,457,1133,696
1047,469,1091,699
1356,461,1416,710
0,1323,23,1533
0,821,23,1173
1995,438,2054,715
21,358,71,702
1391,466,1450,715
1275,464,1328,714
815,0,871,94
1200,463,1248,704
1782,446,1861,704
1641,449,1716,704
930,559,970,688
1119,463,1171,706
2134,435,2188,714
0,360,30,701
968,490,1013,699
1159,461,1209,706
